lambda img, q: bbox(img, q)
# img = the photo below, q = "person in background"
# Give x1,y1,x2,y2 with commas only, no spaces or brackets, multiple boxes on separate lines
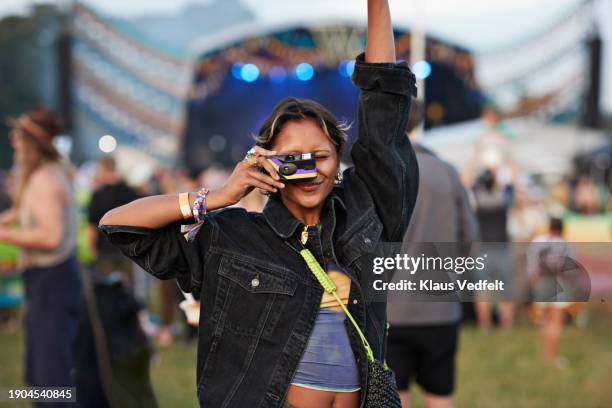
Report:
87,156,141,283
527,217,572,367
86,156,154,337
549,176,572,212
507,185,548,313
150,167,202,346
0,106,83,391
387,101,479,408
82,162,157,407
508,186,547,243
574,175,599,214
472,168,514,329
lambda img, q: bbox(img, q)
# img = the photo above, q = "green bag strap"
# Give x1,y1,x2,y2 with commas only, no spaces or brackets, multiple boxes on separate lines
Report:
299,248,375,363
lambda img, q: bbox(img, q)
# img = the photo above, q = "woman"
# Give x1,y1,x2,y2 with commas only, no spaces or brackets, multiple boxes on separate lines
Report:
100,1,418,406
527,217,573,367
0,106,82,389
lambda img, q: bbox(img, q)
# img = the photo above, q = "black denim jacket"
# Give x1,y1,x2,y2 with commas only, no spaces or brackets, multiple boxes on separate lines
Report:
100,53,418,408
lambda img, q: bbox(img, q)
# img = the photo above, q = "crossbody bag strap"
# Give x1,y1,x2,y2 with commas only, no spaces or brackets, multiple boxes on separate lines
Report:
299,248,375,363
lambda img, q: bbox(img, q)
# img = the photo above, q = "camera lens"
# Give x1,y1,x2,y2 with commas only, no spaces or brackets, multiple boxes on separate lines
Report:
280,163,297,176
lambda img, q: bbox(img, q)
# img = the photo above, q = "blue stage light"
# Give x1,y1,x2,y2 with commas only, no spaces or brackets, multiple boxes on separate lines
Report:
241,64,260,82
295,63,314,81
269,66,287,83
339,60,356,77
231,63,244,80
346,60,355,76
412,60,432,79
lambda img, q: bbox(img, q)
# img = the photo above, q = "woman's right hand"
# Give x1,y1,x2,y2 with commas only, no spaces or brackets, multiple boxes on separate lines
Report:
215,146,285,206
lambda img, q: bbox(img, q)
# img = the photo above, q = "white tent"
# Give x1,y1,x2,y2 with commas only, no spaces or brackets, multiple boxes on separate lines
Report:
423,117,609,177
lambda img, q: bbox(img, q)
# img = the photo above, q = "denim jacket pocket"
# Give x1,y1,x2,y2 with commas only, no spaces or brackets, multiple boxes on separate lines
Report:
338,215,383,267
217,257,298,337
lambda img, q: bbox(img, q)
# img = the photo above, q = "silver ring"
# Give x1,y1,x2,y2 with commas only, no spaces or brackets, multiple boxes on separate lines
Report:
243,151,259,166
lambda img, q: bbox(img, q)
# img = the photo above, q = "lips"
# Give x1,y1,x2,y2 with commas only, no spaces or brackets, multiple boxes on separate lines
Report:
296,180,322,192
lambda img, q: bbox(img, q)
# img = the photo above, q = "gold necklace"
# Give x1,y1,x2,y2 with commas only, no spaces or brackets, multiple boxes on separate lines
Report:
300,222,320,246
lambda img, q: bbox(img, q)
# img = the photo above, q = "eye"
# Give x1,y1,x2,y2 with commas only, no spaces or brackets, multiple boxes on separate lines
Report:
314,154,329,160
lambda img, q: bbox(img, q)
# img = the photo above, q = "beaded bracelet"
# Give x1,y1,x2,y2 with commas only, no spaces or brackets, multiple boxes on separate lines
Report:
192,187,210,224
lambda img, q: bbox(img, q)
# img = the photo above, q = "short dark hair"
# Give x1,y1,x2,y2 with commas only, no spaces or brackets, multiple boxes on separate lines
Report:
550,217,564,235
256,97,349,153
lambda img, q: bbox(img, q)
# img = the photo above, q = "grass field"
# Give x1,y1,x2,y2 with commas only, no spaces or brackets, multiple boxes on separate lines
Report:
0,304,611,407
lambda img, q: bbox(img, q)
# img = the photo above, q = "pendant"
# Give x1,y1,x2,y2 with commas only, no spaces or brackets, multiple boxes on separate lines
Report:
300,226,309,246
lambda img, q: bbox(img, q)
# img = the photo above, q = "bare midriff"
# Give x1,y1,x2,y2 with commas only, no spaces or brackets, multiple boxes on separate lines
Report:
285,385,361,408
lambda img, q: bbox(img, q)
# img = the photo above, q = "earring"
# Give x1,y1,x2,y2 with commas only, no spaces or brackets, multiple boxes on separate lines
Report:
334,171,343,185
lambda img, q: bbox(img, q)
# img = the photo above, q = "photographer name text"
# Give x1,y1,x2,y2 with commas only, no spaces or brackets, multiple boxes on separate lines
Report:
373,279,505,291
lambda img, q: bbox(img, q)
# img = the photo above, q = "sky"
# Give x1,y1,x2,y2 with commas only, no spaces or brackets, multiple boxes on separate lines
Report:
1,0,611,112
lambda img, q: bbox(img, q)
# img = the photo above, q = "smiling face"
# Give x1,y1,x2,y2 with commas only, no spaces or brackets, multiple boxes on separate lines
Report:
271,118,339,215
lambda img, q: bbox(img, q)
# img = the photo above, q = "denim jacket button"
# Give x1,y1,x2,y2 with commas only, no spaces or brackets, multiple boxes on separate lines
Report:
353,299,358,305
363,237,371,244
251,278,260,288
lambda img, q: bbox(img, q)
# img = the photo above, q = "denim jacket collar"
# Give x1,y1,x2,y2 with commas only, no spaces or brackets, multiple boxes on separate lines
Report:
262,187,346,239
262,196,301,239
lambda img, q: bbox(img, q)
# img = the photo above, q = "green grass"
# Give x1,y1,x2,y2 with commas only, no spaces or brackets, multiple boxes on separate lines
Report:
1,305,611,407
151,342,199,407
452,317,612,408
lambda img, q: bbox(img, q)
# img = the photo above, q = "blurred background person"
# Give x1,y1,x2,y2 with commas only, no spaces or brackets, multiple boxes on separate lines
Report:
508,186,547,244
387,101,479,408
0,106,83,390
573,175,600,214
472,167,514,329
548,176,572,213
87,156,141,285
527,217,572,367
78,155,156,406
507,185,548,315
154,166,208,346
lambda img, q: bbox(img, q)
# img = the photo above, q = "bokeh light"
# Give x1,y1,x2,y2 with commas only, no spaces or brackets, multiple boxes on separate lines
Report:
412,60,432,79
231,63,244,80
98,134,117,153
240,64,260,82
338,60,356,77
295,63,314,81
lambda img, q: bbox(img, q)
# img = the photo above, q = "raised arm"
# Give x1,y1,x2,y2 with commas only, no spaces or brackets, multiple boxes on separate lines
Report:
346,0,418,242
365,0,396,63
